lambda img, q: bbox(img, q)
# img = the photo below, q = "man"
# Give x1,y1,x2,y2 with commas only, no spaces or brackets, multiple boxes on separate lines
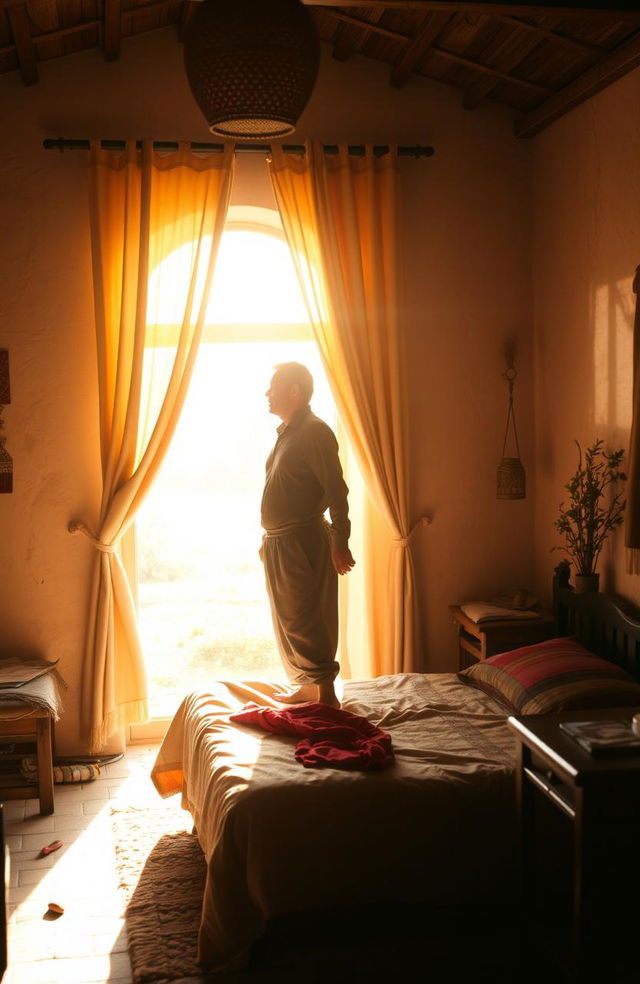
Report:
260,362,355,708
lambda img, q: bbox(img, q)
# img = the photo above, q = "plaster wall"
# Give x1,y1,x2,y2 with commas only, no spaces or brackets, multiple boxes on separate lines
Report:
531,67,640,611
0,28,532,750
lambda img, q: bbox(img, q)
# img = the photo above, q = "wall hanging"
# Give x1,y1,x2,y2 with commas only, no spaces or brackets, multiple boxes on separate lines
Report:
497,365,525,500
0,349,12,493
183,0,320,139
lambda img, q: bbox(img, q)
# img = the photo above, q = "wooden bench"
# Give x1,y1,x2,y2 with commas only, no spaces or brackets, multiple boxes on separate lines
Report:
0,707,54,815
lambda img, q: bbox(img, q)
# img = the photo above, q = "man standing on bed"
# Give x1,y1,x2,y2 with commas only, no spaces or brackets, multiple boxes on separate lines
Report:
261,362,355,709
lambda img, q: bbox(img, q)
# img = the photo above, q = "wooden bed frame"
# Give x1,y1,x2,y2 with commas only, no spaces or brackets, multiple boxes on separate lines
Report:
553,561,640,680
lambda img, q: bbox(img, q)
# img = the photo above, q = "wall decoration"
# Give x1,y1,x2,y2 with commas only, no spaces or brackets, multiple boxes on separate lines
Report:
0,349,12,493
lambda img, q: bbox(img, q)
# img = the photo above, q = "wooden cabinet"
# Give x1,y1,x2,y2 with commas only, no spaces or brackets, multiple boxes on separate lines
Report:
508,710,640,982
449,605,556,670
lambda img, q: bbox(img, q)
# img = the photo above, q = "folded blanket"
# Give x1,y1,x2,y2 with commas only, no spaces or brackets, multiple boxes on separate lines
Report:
229,701,394,771
0,668,65,719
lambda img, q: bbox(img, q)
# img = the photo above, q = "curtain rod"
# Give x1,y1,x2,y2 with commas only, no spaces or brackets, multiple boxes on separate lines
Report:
43,137,434,158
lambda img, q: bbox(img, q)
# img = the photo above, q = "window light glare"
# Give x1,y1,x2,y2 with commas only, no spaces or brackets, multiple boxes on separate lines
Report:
147,230,309,326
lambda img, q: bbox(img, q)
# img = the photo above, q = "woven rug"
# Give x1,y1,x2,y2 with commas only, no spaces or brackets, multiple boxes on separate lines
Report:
112,805,207,984
111,804,525,984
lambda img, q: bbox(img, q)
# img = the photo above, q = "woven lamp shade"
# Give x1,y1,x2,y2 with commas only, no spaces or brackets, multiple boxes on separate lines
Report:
183,0,320,139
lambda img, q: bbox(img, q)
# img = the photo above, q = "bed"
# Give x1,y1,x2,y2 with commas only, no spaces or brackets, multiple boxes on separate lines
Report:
150,566,640,974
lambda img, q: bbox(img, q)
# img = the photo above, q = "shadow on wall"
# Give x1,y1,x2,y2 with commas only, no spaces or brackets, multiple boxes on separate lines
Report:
537,268,636,601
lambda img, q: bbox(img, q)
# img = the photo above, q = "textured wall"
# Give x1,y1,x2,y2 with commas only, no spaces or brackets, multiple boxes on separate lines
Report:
531,67,640,611
0,29,532,750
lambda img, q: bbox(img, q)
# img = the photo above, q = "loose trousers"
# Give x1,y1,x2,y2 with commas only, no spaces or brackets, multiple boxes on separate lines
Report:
260,520,339,685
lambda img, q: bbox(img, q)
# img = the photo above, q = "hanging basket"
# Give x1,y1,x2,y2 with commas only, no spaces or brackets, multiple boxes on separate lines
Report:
497,366,526,500
183,0,320,139
497,456,526,500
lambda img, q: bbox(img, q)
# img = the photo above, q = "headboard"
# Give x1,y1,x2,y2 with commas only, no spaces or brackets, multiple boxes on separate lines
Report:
553,562,640,682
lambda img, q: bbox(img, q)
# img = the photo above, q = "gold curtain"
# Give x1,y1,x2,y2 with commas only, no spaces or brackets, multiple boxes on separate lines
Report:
268,143,426,675
75,140,234,750
626,265,640,573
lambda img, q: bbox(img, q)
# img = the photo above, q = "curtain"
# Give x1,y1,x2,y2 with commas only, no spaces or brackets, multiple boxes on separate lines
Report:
268,143,427,676
73,140,234,750
626,265,640,573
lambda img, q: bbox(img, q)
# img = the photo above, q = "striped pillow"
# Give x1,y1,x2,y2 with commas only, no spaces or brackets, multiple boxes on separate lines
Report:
459,637,640,715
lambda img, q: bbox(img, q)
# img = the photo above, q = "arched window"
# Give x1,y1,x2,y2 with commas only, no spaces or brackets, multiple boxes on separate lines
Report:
134,207,340,718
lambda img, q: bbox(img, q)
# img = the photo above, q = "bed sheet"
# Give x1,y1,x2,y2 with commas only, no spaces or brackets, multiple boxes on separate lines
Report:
151,673,517,972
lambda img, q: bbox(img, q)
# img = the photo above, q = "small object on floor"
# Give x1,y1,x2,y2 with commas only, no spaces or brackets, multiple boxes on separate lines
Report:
21,757,100,784
45,902,64,918
38,840,63,858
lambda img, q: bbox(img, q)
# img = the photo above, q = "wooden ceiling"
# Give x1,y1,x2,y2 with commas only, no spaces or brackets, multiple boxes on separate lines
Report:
1,1,640,137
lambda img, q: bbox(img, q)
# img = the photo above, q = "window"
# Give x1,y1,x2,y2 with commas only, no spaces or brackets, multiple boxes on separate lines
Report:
134,208,339,718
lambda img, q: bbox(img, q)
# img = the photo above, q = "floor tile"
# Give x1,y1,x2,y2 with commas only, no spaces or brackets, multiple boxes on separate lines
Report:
4,743,161,984
2,802,26,821
6,814,56,835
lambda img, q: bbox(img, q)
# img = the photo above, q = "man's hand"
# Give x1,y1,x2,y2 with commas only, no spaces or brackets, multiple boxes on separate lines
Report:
332,547,356,575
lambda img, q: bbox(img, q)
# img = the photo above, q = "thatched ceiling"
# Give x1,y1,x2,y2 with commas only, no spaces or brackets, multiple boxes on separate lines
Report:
1,1,639,137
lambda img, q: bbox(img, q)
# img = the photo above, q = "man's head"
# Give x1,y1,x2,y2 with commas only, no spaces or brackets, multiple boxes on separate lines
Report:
266,362,314,423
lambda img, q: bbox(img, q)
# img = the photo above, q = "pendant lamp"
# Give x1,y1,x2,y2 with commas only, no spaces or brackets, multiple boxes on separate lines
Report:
183,0,320,140
497,366,526,500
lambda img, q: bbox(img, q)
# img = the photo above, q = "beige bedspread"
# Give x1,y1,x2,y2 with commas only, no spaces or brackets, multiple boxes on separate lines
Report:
151,673,517,973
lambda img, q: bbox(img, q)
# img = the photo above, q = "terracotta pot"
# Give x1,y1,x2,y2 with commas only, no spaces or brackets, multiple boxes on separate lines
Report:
574,573,600,594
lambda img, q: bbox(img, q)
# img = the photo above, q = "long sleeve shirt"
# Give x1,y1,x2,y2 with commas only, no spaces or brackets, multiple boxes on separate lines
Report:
260,406,351,550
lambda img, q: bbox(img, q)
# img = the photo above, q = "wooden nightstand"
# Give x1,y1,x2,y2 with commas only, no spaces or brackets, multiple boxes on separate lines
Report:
508,709,640,982
449,605,556,670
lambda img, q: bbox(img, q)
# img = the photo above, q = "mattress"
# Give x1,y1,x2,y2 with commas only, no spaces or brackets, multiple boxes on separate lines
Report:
151,672,517,972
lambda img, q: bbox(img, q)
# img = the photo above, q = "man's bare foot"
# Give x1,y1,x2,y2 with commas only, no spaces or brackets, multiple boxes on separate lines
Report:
273,684,316,704
318,681,340,709
273,682,341,708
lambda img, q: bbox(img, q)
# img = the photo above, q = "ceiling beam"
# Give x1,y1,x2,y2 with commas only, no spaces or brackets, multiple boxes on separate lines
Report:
390,11,455,86
515,28,640,136
103,0,121,61
6,4,38,85
126,0,183,14
462,20,548,108
331,8,385,61
494,15,606,55
178,1,198,41
37,20,102,43
433,45,554,92
323,9,409,43
2,19,103,56
303,3,640,25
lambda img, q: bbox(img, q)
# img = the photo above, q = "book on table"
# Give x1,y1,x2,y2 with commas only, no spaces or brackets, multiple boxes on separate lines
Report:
560,719,640,756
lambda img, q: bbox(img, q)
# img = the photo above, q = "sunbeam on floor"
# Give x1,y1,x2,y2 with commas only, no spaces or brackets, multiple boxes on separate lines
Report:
3,743,168,984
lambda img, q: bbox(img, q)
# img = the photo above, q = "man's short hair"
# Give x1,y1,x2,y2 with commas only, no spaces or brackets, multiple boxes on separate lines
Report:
273,362,314,404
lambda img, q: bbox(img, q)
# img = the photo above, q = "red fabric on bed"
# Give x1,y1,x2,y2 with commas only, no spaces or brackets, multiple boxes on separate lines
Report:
229,701,394,771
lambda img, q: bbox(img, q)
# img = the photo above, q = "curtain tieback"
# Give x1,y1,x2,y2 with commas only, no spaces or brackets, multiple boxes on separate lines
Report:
68,520,116,554
394,515,432,547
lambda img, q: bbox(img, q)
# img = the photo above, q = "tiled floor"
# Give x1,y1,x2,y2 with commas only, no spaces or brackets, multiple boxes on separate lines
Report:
3,742,167,984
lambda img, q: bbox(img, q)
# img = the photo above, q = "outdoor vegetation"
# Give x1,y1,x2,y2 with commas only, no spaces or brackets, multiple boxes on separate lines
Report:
136,340,335,717
136,223,337,716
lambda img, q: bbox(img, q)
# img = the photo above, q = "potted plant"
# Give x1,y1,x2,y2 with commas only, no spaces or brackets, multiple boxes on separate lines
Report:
553,439,627,593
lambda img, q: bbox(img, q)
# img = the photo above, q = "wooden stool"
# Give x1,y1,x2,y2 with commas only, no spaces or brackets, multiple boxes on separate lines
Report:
0,707,54,815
